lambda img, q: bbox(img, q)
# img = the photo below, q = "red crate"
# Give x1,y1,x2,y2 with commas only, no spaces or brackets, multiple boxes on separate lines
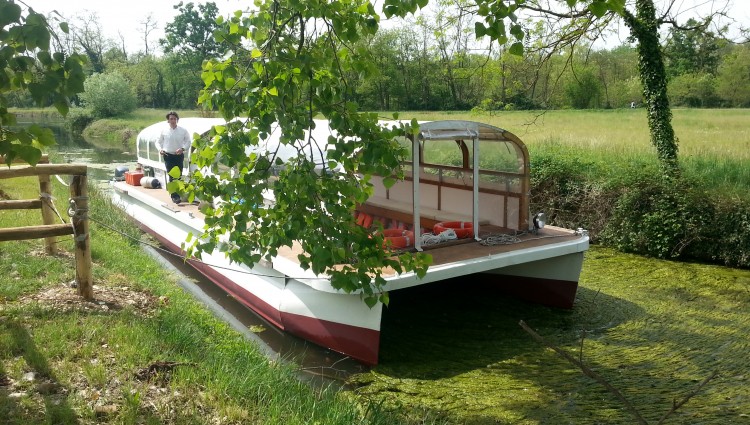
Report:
125,171,144,186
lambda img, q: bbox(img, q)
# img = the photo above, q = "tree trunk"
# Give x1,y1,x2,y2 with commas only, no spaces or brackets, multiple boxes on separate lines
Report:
623,0,680,178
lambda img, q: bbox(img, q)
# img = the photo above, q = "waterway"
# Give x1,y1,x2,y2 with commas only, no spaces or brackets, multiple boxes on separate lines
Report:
19,117,367,386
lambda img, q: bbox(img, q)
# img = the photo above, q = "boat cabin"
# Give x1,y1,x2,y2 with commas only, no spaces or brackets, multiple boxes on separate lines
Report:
360,120,530,251
135,118,532,252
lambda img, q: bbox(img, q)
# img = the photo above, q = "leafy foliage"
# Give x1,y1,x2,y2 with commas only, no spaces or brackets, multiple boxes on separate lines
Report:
667,72,719,107
600,171,712,259
0,0,86,165
186,0,431,305
564,67,603,108
160,2,225,109
664,18,722,78
161,2,226,60
715,44,750,107
80,72,137,118
181,0,716,305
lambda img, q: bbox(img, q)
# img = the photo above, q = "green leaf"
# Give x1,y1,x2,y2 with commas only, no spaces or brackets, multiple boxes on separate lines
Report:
607,0,625,13
168,166,182,179
509,42,524,56
474,22,487,38
588,1,608,17
382,176,397,189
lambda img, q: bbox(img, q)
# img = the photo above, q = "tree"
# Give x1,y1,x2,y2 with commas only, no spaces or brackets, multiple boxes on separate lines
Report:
664,18,722,77
185,0,730,302
715,43,750,107
139,13,159,56
668,72,718,107
80,72,137,118
161,2,226,66
161,2,226,109
71,11,111,73
565,66,602,108
0,0,86,165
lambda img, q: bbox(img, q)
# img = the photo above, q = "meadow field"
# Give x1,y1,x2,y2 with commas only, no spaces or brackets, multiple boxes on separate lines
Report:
394,108,750,198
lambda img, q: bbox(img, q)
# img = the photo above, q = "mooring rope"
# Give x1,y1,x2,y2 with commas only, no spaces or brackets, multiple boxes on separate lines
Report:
421,228,458,246
480,233,522,246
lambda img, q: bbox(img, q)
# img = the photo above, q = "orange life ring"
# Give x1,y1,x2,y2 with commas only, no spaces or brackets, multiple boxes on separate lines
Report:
381,229,415,249
356,212,373,228
433,221,474,239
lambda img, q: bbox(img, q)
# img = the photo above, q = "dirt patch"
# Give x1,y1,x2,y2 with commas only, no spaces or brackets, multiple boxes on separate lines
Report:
16,282,160,316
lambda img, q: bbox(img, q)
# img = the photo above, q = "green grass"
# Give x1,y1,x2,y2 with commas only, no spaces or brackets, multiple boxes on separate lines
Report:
24,106,747,196
0,176,417,425
353,248,750,424
391,108,750,197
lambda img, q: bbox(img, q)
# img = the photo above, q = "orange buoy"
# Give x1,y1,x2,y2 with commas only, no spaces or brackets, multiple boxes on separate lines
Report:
356,212,373,228
382,229,415,249
433,221,474,239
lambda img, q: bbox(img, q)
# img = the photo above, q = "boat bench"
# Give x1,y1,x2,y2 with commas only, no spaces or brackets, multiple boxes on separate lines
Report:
358,197,487,231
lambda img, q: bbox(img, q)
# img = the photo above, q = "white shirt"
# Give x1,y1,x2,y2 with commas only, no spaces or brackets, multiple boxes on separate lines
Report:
156,125,191,154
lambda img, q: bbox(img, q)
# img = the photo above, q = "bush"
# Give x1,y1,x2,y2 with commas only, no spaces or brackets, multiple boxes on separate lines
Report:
529,156,748,268
80,72,137,118
529,147,613,239
599,172,713,258
689,197,750,268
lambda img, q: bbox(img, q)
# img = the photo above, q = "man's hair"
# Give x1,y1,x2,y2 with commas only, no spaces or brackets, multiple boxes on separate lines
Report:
166,111,179,119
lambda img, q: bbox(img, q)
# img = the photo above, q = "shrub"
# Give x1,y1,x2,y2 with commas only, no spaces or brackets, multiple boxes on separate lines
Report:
690,197,750,268
80,72,137,118
528,155,748,268
599,171,714,259
529,147,612,239
65,108,95,135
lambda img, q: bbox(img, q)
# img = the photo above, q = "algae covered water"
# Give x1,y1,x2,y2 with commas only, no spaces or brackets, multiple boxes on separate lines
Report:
348,246,750,424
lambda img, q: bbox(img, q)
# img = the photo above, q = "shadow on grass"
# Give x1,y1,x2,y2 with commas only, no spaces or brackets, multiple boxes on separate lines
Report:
0,318,80,424
376,278,644,380
369,260,748,424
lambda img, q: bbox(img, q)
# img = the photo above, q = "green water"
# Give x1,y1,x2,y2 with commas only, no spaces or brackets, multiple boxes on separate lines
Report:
348,246,750,424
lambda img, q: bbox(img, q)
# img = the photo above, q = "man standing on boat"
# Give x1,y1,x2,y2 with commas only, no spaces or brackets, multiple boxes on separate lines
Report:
156,111,192,204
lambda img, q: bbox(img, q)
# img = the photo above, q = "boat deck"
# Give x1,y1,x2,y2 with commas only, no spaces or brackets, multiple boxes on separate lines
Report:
117,182,583,278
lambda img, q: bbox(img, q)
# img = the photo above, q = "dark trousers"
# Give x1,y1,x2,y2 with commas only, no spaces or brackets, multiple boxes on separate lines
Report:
163,153,184,182
163,153,184,199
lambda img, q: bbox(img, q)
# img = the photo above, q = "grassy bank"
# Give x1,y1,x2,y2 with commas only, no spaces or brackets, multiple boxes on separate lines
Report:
397,108,750,198
0,176,412,424
73,107,750,198
2,156,749,425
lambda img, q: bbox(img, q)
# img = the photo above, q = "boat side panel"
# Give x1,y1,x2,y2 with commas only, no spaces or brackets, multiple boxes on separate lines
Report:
135,220,286,329
479,251,586,308
280,311,381,365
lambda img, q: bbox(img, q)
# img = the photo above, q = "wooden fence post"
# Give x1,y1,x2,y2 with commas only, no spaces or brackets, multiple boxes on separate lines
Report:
38,174,57,255
70,174,93,299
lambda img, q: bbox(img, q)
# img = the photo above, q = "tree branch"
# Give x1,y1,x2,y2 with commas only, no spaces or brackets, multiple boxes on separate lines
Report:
655,370,719,425
519,320,649,425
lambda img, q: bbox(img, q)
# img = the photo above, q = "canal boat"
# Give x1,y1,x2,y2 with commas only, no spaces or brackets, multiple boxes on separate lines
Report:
111,118,589,365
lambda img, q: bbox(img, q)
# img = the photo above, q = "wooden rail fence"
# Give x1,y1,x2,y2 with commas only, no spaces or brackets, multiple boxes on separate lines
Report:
0,156,93,299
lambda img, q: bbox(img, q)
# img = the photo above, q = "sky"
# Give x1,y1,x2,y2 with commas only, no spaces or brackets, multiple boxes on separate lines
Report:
20,0,750,54
21,0,252,54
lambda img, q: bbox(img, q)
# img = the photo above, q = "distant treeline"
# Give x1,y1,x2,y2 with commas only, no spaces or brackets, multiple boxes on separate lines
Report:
6,6,749,114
